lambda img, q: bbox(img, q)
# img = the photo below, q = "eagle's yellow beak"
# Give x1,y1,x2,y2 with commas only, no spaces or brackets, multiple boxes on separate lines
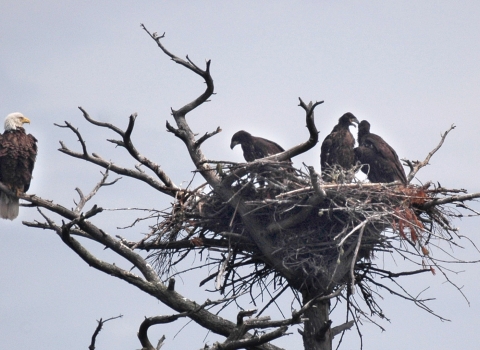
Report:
22,117,31,124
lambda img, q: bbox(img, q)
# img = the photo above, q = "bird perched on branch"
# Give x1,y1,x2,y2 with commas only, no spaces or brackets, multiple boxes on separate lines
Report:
320,112,359,182
354,120,407,185
230,130,289,162
0,112,38,220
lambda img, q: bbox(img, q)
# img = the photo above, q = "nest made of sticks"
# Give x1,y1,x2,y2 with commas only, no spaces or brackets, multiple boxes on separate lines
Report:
144,161,462,299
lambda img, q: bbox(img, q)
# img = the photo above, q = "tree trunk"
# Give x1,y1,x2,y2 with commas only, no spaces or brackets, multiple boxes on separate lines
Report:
302,294,332,350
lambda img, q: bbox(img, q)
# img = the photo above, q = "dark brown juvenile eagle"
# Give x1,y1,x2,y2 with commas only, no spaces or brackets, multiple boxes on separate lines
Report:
354,120,407,185
320,112,359,181
0,112,38,220
230,130,289,162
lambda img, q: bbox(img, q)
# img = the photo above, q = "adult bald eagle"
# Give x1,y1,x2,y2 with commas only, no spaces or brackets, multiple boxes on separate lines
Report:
0,113,38,220
230,130,290,162
354,120,407,185
320,112,359,181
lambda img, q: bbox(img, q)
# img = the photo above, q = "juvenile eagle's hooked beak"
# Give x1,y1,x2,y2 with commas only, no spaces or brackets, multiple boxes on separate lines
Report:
350,116,360,128
230,140,239,149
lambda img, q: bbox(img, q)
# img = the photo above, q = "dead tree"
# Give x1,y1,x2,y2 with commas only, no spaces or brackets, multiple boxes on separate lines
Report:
6,26,480,350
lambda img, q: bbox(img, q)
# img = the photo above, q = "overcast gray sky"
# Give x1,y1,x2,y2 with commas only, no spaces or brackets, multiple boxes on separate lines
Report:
1,1,480,349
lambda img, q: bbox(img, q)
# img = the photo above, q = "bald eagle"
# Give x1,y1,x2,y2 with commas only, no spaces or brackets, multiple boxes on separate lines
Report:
230,130,289,162
0,113,38,220
320,112,359,181
354,120,407,185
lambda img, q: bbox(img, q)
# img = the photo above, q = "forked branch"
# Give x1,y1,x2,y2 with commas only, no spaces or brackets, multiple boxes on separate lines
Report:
405,124,456,182
262,98,323,162
88,315,123,350
77,107,179,191
74,170,120,214
56,120,178,197
221,99,323,187
141,24,220,188
141,25,214,118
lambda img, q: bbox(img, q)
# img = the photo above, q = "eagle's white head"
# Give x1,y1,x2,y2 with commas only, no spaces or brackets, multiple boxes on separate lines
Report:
4,112,31,131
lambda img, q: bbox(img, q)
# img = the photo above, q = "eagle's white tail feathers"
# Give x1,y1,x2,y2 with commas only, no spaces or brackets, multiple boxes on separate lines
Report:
0,192,19,220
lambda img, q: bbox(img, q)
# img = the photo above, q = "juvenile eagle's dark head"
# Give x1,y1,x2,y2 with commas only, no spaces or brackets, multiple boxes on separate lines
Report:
230,130,253,149
338,112,359,128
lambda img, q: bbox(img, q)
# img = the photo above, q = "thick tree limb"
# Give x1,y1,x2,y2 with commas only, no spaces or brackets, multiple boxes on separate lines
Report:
331,320,354,338
420,192,480,211
15,173,287,349
23,204,282,349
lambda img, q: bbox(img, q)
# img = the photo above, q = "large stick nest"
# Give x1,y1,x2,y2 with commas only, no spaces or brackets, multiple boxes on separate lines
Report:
141,161,463,305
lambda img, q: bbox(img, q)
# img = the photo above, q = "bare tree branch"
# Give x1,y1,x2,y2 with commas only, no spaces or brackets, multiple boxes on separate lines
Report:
138,314,187,350
56,120,177,197
405,124,456,182
420,192,480,210
74,170,120,214
212,326,289,350
141,24,221,190
22,203,283,349
196,126,222,149
88,315,123,350
263,98,323,162
331,320,354,338
76,107,179,191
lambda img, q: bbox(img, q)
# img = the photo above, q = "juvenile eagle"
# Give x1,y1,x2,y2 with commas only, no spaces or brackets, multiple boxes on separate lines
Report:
0,113,38,220
320,112,359,181
354,120,407,185
230,130,289,162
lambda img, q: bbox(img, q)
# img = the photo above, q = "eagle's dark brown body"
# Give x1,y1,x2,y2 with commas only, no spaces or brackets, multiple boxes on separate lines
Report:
0,114,38,220
354,120,407,185
320,112,359,181
0,127,37,193
230,130,289,162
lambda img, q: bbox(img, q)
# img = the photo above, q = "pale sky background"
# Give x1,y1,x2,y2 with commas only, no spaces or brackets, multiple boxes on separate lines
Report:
1,1,480,349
